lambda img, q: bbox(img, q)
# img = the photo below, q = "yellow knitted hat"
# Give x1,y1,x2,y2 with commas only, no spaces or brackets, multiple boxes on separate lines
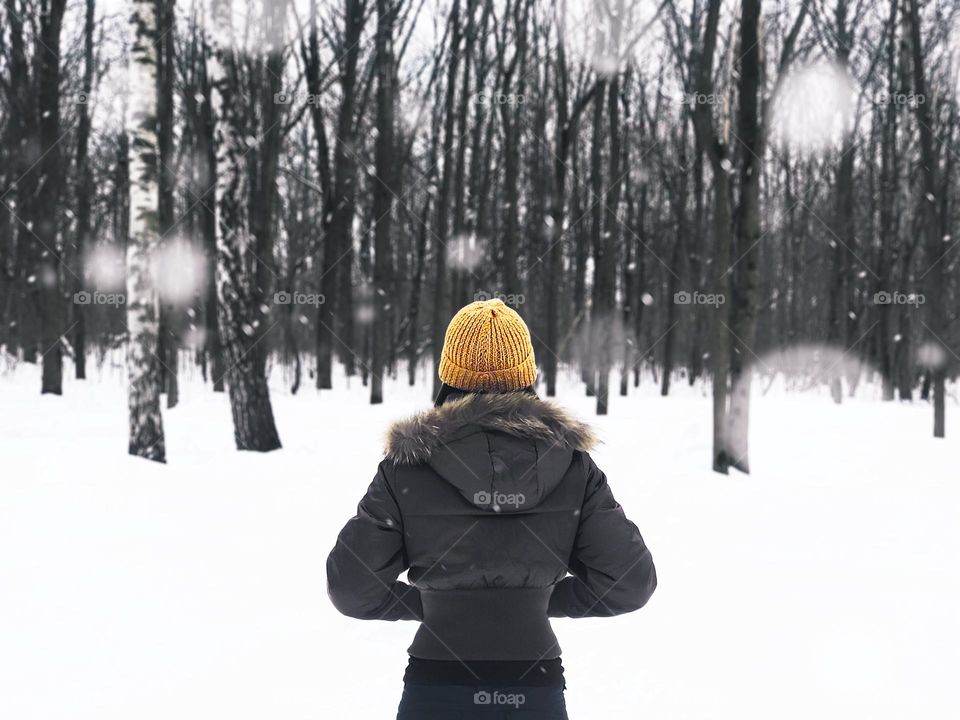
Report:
438,299,537,392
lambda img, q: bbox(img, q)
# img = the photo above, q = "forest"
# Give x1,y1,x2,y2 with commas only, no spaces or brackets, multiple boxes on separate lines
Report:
0,0,957,472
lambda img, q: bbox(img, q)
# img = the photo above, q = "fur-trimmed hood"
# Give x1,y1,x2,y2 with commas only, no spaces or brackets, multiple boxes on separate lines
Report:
384,393,597,512
385,392,597,465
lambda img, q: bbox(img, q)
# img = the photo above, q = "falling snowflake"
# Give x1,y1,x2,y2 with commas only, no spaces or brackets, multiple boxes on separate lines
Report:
182,326,208,350
448,233,485,272
152,239,207,305
772,61,855,155
916,342,947,369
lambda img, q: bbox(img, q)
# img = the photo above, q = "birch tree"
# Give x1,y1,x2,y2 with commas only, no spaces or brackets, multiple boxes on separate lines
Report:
126,0,166,462
208,0,283,451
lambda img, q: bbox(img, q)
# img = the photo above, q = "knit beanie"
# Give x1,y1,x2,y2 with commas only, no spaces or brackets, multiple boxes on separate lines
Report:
438,299,537,392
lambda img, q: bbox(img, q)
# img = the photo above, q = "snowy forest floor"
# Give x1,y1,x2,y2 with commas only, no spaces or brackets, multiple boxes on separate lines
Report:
1,361,958,719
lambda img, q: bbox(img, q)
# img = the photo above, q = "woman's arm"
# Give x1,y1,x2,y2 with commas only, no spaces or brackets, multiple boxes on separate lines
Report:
548,453,657,618
326,463,423,621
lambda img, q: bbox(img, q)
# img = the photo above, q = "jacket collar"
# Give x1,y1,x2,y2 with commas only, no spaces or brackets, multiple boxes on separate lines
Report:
384,392,597,465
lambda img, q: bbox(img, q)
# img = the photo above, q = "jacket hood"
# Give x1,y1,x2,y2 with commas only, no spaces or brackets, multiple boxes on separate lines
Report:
384,393,597,512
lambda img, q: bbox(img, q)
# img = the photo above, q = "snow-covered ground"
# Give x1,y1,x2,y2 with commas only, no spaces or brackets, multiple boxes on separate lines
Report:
1,360,958,719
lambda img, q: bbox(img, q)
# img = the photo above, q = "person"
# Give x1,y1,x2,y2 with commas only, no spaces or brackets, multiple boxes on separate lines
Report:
327,299,657,719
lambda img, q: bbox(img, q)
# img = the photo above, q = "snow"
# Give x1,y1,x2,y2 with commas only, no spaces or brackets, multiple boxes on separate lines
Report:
1,360,958,719
83,243,126,292
447,233,486,273
152,239,207,306
772,60,856,155
917,342,949,370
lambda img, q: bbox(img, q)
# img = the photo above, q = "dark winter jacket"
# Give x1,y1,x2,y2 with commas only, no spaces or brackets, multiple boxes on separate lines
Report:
326,392,657,661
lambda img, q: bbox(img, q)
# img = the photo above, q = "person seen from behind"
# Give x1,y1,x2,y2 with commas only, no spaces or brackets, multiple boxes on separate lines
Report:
327,299,657,719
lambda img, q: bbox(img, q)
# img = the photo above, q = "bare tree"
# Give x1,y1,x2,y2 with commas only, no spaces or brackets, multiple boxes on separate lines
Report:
156,0,179,408
906,0,946,438
208,0,283,451
126,0,166,462
312,0,368,389
36,0,68,394
371,0,400,403
71,0,96,381
430,0,462,398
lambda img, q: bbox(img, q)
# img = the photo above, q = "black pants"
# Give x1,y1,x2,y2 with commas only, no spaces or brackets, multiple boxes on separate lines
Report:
396,684,568,719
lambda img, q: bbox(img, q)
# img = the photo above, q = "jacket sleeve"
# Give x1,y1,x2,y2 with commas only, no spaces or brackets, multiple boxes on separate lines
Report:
326,462,422,621
548,453,657,618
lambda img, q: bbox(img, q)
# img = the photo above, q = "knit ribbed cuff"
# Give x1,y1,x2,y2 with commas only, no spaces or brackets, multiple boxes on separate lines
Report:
438,351,537,392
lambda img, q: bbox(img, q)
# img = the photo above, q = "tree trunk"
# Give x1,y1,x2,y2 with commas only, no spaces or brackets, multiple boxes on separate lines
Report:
826,8,856,405
198,40,225,391
584,80,605,399
596,75,622,415
371,0,398,404
498,0,528,299
208,0,282,452
431,0,462,397
72,0,96,380
315,0,365,389
906,0,946,438
876,0,899,402
126,0,166,462
661,235,682,397
157,0,178,408
451,0,478,308
725,0,763,474
692,0,733,473
545,51,570,398
37,0,68,395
